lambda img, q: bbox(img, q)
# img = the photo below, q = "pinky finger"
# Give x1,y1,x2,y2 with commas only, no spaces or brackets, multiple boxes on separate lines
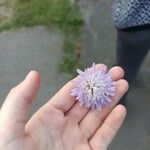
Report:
89,105,127,150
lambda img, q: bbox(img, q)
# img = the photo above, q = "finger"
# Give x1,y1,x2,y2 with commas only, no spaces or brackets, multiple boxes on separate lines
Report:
0,71,40,135
66,65,124,122
89,105,126,150
44,64,106,113
108,66,124,81
79,79,128,139
43,81,76,113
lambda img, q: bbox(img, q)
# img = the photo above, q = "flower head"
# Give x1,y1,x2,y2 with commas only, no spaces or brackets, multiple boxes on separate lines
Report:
71,63,116,110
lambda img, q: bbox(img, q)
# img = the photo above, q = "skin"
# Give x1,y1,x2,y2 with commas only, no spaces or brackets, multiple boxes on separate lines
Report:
0,64,129,150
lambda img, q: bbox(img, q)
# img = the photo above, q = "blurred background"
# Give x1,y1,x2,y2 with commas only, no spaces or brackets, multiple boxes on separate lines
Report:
0,0,150,149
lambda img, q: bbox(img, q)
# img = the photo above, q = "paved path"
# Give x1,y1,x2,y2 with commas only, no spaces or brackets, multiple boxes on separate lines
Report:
0,26,70,115
80,0,116,67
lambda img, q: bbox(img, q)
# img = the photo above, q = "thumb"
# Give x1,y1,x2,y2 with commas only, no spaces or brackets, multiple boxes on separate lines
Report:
0,71,40,136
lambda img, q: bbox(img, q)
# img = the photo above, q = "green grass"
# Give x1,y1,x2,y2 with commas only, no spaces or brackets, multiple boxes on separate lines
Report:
0,0,84,76
0,0,83,32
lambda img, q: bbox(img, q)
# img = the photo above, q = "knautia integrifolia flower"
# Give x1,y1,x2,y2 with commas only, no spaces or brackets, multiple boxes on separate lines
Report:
71,63,116,110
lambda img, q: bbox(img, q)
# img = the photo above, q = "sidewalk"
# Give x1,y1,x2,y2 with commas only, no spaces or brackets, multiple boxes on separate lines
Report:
0,26,70,115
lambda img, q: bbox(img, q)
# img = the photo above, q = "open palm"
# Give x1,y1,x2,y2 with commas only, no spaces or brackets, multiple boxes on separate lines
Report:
0,64,128,150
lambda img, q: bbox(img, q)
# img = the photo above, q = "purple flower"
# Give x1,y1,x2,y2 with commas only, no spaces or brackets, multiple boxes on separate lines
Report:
71,63,116,110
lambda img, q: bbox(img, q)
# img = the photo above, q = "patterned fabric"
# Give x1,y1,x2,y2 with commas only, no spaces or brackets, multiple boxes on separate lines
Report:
112,0,150,29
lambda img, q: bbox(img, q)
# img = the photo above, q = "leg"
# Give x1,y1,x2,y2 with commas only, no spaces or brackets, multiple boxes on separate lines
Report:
116,28,150,85
116,27,150,105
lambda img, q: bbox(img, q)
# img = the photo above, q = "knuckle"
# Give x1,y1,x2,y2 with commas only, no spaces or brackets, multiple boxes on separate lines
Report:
80,123,92,139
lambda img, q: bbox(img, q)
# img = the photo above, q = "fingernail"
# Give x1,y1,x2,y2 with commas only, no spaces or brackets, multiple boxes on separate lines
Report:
26,70,36,79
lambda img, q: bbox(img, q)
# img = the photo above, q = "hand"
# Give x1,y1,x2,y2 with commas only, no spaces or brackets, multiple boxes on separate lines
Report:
0,64,128,150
